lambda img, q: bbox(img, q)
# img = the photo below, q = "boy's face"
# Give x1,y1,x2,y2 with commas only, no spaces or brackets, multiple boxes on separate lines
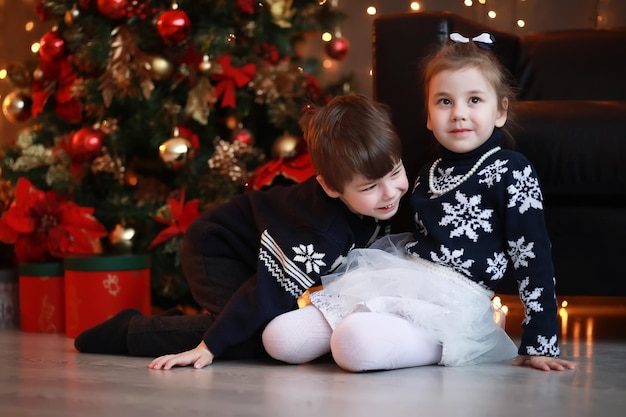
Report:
426,67,507,154
320,162,409,221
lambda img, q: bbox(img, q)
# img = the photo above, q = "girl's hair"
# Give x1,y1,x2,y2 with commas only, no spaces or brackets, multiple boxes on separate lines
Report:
300,94,403,193
422,40,517,146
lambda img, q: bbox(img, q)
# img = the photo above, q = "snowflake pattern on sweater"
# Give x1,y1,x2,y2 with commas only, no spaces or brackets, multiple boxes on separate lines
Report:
406,131,560,357
187,176,385,357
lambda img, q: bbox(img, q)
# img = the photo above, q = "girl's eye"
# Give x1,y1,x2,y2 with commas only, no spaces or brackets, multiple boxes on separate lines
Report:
470,97,481,104
439,98,451,105
361,184,376,192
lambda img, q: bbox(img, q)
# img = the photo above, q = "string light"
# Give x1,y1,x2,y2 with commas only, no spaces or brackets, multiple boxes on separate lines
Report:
366,6,376,16
410,2,420,11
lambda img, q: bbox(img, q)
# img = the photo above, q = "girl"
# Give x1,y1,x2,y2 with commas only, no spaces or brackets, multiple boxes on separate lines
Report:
262,33,577,373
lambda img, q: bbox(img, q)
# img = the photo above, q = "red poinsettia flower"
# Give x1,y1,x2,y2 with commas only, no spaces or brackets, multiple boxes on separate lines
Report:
149,191,201,249
0,178,107,262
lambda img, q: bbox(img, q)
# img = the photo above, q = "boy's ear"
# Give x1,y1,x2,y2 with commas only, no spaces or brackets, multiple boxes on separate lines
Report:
316,175,341,198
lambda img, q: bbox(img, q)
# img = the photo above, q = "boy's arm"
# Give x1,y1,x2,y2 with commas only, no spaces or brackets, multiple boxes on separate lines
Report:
202,229,345,358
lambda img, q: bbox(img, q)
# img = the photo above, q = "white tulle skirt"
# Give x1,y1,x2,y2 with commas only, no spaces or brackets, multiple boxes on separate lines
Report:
309,234,518,366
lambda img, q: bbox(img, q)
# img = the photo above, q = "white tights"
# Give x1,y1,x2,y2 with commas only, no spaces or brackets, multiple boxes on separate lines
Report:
262,305,442,372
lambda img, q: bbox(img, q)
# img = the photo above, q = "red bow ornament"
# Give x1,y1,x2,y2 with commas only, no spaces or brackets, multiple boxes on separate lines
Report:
210,55,256,108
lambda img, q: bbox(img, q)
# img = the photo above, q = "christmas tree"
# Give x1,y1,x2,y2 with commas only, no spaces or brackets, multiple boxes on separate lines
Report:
0,0,355,308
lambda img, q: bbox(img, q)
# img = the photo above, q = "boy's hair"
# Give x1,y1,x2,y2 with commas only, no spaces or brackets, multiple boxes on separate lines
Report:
422,41,517,145
299,94,402,193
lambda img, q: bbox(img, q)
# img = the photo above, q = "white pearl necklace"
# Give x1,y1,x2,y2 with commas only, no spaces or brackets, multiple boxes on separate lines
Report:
428,146,501,196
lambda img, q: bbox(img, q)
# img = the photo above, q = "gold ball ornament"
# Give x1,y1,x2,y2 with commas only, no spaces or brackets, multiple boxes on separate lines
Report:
109,223,136,253
159,136,193,170
149,55,175,80
225,115,239,130
2,91,33,124
271,133,300,159
33,67,45,82
198,55,213,75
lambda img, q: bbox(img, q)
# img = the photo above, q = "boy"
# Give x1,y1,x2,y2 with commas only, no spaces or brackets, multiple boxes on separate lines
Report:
75,94,409,369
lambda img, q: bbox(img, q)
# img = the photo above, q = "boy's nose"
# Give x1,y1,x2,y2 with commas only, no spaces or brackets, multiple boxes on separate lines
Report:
381,182,395,199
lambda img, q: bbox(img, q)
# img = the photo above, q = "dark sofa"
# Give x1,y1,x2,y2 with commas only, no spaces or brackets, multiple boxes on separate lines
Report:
372,11,626,295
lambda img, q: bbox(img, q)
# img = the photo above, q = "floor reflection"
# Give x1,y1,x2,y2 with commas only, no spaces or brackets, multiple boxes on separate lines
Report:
498,295,626,342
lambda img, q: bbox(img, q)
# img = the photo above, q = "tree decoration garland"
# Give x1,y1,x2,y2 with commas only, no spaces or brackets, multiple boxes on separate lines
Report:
99,25,154,107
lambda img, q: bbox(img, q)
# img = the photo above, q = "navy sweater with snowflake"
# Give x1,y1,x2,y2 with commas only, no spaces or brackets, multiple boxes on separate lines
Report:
406,130,560,357
184,176,385,358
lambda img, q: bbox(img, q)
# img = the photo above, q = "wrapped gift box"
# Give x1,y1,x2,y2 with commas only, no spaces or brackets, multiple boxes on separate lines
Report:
18,262,65,333
64,254,151,338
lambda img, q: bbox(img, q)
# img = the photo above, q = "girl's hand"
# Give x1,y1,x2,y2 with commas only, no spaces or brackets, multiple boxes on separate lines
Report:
148,341,215,370
512,355,577,371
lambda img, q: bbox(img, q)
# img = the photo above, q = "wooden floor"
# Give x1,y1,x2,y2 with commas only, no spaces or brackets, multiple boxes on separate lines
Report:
1,295,626,417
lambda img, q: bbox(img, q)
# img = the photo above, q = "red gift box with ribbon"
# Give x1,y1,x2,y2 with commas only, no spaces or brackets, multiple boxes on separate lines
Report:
64,255,151,338
18,262,65,333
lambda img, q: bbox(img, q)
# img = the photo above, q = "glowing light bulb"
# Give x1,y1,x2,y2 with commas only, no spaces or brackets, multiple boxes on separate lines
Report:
367,6,377,16
517,19,526,28
410,2,420,11
488,10,497,19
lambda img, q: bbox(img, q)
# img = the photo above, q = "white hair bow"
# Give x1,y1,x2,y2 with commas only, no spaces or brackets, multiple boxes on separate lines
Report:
449,32,495,49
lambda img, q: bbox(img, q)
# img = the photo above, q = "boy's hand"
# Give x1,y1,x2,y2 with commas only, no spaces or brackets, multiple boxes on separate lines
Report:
512,355,577,371
148,341,215,370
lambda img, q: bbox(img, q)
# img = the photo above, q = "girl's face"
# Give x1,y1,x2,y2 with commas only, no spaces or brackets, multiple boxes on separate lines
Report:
426,66,508,154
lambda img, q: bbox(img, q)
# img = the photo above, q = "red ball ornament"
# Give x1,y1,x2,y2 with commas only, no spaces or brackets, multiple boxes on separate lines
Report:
39,32,65,61
156,10,191,45
231,128,254,146
325,37,350,61
70,127,105,161
97,0,129,20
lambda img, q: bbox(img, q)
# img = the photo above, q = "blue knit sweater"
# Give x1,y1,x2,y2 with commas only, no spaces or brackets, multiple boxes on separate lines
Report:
185,176,386,357
407,130,560,357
